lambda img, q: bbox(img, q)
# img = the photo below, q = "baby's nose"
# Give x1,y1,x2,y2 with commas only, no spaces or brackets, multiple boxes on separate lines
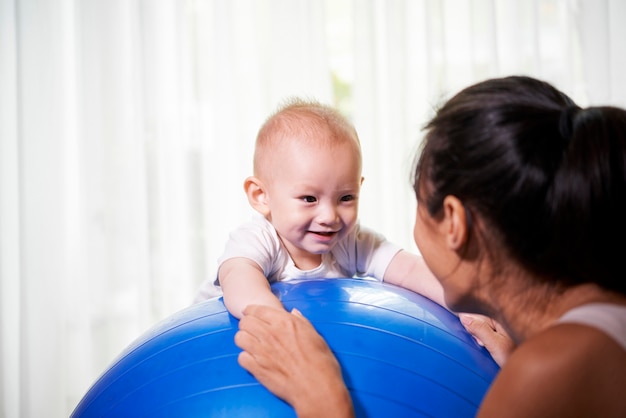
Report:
317,203,339,225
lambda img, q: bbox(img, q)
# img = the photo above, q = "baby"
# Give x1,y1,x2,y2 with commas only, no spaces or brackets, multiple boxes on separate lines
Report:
195,98,445,318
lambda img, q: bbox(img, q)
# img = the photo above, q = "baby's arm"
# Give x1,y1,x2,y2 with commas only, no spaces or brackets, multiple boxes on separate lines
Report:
384,251,516,366
382,250,447,308
219,257,285,319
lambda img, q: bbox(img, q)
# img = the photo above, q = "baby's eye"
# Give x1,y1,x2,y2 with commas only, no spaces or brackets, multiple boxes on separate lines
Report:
301,196,317,203
341,195,356,202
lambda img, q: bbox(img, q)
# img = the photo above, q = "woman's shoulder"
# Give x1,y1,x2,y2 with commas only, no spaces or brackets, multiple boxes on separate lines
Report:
557,303,626,350
523,321,626,364
478,324,626,417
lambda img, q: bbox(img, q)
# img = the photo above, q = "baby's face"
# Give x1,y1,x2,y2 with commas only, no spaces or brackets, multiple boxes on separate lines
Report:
264,139,363,270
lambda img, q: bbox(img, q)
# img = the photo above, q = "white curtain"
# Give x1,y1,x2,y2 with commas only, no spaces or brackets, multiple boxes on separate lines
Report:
1,0,624,416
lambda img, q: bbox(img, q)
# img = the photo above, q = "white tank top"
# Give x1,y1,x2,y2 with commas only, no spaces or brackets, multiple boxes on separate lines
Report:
557,303,626,351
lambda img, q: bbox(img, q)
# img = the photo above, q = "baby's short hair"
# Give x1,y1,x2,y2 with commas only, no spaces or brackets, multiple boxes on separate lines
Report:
253,97,361,177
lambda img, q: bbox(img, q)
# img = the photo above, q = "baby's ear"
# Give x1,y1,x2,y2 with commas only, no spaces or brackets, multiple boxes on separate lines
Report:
244,176,270,216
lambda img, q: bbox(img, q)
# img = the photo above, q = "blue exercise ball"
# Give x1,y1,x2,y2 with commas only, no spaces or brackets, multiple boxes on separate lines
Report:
71,278,499,417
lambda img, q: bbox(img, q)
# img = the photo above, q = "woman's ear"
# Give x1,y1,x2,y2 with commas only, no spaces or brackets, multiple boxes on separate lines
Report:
244,176,270,216
442,195,470,250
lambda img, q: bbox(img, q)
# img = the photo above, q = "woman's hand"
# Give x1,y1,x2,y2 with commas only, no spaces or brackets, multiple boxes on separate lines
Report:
460,313,516,366
235,305,354,418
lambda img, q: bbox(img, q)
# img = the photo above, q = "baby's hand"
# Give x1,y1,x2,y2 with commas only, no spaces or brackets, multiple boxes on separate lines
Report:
460,313,516,367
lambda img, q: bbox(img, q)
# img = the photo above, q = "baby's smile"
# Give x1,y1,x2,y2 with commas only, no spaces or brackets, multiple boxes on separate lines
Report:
307,230,339,243
309,230,338,236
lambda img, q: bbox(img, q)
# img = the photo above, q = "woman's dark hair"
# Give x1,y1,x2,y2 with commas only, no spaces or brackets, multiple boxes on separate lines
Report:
413,76,626,294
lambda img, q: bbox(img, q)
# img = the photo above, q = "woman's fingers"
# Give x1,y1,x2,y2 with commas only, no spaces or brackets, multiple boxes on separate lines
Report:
460,313,516,366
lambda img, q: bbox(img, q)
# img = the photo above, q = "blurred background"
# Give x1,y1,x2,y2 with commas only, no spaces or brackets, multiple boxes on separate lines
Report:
1,0,625,416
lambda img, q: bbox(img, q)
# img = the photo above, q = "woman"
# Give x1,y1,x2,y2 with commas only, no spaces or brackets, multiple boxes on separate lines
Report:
234,76,626,417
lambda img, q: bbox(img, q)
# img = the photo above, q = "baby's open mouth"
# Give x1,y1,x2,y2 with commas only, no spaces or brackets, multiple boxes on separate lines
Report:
311,231,337,236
